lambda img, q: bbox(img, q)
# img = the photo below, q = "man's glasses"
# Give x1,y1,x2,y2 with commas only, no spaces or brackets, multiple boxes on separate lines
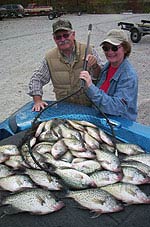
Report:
54,33,71,41
102,45,121,52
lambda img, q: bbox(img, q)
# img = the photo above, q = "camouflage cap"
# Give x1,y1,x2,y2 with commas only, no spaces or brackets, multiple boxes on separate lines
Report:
100,29,129,46
52,19,73,34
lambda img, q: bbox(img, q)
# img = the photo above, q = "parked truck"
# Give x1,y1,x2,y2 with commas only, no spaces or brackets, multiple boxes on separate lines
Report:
24,3,53,16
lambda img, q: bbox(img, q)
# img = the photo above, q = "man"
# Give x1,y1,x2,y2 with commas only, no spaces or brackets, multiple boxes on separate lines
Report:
28,19,102,111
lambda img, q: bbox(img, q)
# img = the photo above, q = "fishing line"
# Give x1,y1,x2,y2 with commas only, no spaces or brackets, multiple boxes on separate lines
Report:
22,24,117,172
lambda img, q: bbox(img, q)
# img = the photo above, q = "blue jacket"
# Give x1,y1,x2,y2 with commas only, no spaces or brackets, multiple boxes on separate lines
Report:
86,58,138,121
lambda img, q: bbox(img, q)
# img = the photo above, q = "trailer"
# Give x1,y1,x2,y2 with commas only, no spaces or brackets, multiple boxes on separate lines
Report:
118,20,150,43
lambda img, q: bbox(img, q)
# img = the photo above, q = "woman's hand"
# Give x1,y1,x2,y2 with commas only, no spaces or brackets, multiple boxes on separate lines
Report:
80,71,92,87
87,54,98,69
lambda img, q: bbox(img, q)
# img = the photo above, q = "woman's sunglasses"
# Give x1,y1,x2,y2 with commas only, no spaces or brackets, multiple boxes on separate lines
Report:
102,45,121,52
54,33,71,41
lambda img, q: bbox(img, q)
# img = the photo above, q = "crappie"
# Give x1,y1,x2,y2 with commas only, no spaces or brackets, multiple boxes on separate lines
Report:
101,182,150,204
0,174,35,192
99,129,113,146
38,130,58,142
1,188,64,215
25,168,62,190
90,170,122,187
124,154,150,167
55,168,96,189
85,126,102,142
35,121,46,137
63,138,85,151
58,123,82,140
72,160,101,174
70,150,96,159
0,164,14,178
66,120,85,131
51,139,68,159
0,144,19,156
60,151,73,163
72,120,97,128
116,143,145,155
32,142,52,154
121,161,150,177
5,155,26,169
0,153,9,163
95,149,121,172
121,166,150,185
83,132,100,149
44,153,72,168
66,188,123,214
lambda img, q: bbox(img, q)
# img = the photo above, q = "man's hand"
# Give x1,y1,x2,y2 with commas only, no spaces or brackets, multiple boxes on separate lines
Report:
32,96,48,111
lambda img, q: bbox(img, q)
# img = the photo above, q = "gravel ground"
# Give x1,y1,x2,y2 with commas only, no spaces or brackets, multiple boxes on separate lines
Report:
0,13,150,125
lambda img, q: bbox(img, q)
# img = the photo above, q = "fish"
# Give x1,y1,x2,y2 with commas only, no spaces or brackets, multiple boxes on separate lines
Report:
66,188,123,215
98,129,114,146
1,188,65,215
38,130,58,142
44,153,73,168
35,121,46,137
83,132,100,149
4,155,26,169
0,153,9,164
44,119,55,132
70,150,96,159
90,170,122,187
121,161,150,177
123,154,150,167
32,142,52,154
101,182,150,204
0,145,19,156
51,139,68,159
95,149,121,172
116,143,145,155
66,120,85,131
85,126,102,142
72,160,102,174
54,168,96,189
58,123,82,140
25,168,62,190
63,138,85,151
60,151,73,163
72,120,97,128
0,174,35,192
121,166,150,185
0,164,14,178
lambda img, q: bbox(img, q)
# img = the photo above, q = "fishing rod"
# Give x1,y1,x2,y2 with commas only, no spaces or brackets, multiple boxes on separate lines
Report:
80,23,117,154
81,24,92,88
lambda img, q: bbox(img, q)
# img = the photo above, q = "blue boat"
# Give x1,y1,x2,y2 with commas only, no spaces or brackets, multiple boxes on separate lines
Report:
0,101,150,227
0,101,150,153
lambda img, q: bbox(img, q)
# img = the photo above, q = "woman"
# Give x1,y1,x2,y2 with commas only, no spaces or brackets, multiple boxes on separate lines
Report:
80,29,138,121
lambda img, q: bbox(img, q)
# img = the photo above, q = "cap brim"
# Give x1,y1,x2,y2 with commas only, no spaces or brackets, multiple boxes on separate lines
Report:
53,27,72,34
100,39,121,46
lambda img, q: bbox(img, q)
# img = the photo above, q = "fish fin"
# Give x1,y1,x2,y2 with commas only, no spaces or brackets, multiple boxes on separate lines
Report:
0,191,10,206
0,205,23,216
90,210,102,218
36,195,45,205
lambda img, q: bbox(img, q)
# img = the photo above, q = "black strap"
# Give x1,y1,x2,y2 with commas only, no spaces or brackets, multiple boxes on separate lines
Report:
8,115,18,134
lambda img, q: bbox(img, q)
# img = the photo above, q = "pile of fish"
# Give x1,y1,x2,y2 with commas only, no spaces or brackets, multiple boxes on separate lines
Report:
0,118,150,216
